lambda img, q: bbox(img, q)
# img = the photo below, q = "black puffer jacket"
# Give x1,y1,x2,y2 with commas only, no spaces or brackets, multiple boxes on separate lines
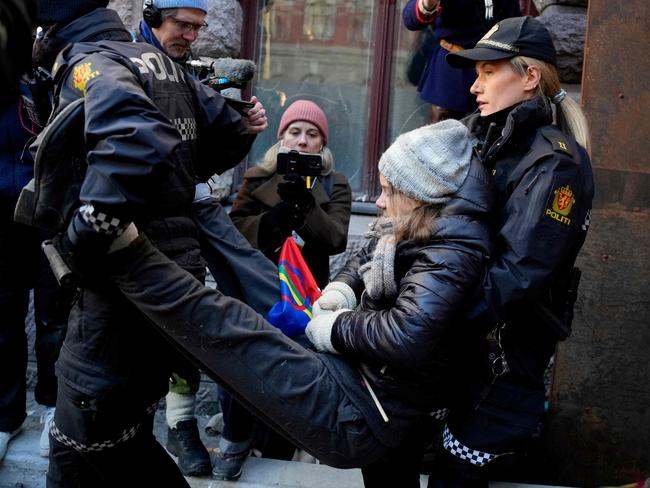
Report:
330,157,492,410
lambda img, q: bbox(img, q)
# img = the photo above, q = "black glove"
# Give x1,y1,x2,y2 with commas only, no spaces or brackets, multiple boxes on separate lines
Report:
260,201,306,236
50,210,116,286
277,174,315,213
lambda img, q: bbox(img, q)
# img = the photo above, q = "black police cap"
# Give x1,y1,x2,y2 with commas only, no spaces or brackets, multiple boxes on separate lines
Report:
447,16,557,68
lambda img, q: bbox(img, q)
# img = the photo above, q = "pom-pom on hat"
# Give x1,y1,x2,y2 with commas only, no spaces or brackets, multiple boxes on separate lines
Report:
378,119,473,205
37,0,109,25
151,0,208,12
277,100,329,144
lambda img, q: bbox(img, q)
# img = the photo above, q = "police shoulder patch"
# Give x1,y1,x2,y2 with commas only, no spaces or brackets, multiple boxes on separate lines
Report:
545,184,576,226
72,62,101,94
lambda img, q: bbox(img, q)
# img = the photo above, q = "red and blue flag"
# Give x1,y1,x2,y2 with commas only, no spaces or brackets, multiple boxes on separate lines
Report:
267,237,321,337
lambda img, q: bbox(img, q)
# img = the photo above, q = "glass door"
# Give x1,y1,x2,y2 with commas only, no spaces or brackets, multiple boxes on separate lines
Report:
245,0,376,194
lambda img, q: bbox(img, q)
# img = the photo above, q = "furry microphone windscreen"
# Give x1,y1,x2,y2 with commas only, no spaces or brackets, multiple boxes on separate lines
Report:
209,58,256,84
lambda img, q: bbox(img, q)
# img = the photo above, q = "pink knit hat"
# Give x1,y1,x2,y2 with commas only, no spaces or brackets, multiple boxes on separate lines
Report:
277,100,329,144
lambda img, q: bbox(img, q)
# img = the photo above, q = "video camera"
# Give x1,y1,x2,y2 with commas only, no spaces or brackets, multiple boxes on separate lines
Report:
276,150,323,177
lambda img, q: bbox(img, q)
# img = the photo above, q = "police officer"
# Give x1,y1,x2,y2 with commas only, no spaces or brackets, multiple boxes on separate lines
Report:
139,0,214,475
30,1,267,486
428,16,595,486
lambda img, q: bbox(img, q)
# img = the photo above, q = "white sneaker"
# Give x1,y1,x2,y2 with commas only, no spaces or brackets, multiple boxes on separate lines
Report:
39,407,56,458
0,427,21,463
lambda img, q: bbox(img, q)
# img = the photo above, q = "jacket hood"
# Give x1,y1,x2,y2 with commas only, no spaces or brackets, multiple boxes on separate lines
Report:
438,156,493,222
34,9,132,71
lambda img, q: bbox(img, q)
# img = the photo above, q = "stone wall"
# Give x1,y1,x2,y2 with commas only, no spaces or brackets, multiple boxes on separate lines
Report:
109,0,242,58
533,0,588,83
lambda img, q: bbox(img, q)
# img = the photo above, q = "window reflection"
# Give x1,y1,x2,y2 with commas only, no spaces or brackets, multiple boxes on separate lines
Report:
249,0,376,192
303,0,336,41
387,0,431,144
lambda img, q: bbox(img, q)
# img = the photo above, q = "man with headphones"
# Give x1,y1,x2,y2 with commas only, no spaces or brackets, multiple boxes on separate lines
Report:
139,0,213,478
140,0,208,62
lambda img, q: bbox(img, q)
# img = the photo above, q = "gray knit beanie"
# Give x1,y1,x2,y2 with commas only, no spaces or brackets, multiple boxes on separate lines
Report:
378,119,473,204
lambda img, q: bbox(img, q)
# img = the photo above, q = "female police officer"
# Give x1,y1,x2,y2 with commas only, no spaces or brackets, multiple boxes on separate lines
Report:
428,16,595,486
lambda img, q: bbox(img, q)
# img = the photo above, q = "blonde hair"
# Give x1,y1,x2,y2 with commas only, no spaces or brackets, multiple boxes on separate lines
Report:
510,56,591,154
384,180,443,243
257,141,334,176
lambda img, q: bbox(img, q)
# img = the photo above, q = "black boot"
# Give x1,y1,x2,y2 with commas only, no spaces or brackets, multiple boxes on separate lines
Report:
166,419,212,476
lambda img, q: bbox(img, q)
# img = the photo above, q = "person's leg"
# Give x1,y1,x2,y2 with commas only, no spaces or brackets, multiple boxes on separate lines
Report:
428,445,489,488
33,241,72,457
47,401,189,488
194,197,279,316
361,418,431,488
165,369,211,476
33,247,70,408
109,235,389,468
254,425,297,461
212,389,254,480
0,204,37,459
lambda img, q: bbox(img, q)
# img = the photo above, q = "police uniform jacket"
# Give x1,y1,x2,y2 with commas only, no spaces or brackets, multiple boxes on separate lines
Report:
39,8,255,424
455,96,594,434
327,158,492,417
229,167,352,288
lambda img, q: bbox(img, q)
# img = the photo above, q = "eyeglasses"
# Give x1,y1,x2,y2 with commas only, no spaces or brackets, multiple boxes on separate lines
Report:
169,17,208,34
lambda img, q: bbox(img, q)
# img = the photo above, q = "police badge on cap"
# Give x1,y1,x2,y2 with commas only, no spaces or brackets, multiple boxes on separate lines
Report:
446,16,557,68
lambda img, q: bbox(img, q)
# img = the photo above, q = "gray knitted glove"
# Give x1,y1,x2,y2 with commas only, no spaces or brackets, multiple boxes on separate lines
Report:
305,309,350,354
312,282,357,317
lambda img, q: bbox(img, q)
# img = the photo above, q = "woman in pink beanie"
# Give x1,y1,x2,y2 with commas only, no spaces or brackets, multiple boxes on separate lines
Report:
217,100,352,478
230,99,351,288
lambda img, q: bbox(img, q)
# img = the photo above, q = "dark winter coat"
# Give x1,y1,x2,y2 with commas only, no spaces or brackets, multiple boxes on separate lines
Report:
447,97,594,452
0,84,34,203
402,0,520,113
40,8,255,420
229,167,352,288
330,157,493,412
463,96,594,391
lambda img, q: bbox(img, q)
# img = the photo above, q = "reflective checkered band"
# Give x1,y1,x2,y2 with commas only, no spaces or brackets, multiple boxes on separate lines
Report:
476,39,519,53
442,425,511,467
80,204,125,236
172,117,197,141
429,408,450,421
49,403,157,453
582,209,591,231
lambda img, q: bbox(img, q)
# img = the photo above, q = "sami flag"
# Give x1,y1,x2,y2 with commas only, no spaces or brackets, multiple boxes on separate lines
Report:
267,237,321,337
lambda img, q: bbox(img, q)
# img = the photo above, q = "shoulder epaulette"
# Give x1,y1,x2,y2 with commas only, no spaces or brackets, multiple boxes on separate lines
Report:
540,126,575,157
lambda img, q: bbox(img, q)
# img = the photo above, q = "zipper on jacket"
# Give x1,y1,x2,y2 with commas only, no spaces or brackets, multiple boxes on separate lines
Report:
523,167,547,195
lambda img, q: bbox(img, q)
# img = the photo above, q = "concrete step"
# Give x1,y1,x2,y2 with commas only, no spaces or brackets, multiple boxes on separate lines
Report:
0,405,571,488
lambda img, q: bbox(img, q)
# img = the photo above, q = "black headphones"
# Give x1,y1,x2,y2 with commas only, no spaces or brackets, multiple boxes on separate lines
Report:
143,0,162,28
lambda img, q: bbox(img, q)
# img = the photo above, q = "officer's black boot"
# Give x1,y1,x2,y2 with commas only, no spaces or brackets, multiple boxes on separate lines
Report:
166,419,212,476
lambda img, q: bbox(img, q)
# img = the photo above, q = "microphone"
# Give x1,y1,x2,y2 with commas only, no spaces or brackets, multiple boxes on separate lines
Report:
210,58,256,85
186,57,256,91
